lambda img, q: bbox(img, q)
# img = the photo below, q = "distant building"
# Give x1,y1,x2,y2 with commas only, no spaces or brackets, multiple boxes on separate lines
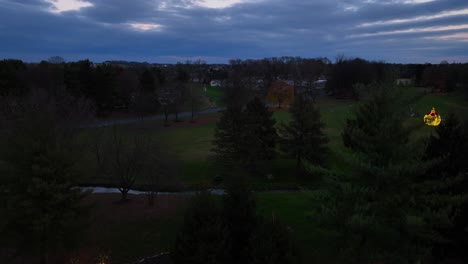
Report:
396,78,413,86
210,80,223,87
314,79,327,89
282,79,295,86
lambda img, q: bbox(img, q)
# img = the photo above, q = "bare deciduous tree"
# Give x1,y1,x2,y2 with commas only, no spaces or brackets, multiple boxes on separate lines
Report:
93,129,178,203
94,128,146,201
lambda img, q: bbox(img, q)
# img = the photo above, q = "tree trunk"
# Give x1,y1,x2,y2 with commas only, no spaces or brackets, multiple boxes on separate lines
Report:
121,190,128,201
296,156,303,177
40,231,48,264
146,191,157,206
356,234,367,264
164,108,170,126
191,101,195,123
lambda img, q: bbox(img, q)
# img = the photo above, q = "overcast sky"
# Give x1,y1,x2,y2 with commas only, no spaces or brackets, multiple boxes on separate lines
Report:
1,0,467,63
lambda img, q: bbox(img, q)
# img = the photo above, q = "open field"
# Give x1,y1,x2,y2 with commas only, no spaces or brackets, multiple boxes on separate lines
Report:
205,86,225,107
4,87,465,263
75,87,467,264
75,87,468,190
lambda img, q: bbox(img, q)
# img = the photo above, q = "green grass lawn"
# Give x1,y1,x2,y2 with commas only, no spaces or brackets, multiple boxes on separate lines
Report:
66,87,468,264
204,86,225,107
76,87,468,189
256,191,335,264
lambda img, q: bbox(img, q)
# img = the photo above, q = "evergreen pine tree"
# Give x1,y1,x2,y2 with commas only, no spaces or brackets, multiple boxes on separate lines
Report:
313,84,447,264
0,111,89,264
172,191,224,264
425,113,468,176
241,97,277,175
278,95,328,176
172,169,301,264
212,105,245,168
221,176,257,264
249,215,299,264
212,97,276,176
424,113,468,262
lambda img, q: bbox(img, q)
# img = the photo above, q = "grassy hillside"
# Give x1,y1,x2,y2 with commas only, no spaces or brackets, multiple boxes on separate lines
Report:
75,87,468,190
65,87,468,264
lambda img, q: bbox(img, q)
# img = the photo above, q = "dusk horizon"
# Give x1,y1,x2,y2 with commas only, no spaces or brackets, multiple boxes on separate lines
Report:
1,0,468,64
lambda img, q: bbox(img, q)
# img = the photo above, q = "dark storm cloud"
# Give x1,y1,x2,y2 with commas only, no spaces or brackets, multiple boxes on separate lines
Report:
77,0,159,23
2,0,52,7
0,0,467,63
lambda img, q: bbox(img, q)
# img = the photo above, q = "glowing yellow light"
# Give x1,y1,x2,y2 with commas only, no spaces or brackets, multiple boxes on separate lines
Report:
423,107,441,126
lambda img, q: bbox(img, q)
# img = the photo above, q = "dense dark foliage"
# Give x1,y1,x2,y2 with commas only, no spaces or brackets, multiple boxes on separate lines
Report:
242,97,277,174
249,216,299,264
424,114,468,262
221,181,258,264
173,180,299,264
279,94,329,176
314,84,461,264
0,104,89,264
212,97,276,176
212,105,245,167
172,192,224,264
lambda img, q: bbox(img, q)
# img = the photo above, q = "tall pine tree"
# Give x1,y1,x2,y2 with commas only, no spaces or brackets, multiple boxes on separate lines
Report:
0,109,89,264
313,84,452,264
172,191,224,264
221,176,257,264
249,216,299,264
212,105,245,169
172,172,300,264
241,97,277,175
212,97,276,177
278,94,328,176
424,113,468,262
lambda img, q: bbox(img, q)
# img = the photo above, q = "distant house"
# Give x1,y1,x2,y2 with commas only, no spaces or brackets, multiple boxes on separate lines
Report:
283,80,295,86
210,80,223,87
396,78,413,86
254,79,264,90
314,79,327,89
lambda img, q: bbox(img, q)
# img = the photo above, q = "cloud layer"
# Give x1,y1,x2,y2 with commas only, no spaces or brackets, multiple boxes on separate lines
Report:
0,0,467,63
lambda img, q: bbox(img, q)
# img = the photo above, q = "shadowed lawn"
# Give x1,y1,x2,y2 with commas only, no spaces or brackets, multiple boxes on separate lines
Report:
76,87,468,189
79,192,318,264
76,194,187,264
205,86,225,107
256,192,333,264
59,87,468,264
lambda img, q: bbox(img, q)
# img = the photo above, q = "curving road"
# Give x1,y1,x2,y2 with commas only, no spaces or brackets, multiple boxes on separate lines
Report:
79,186,301,195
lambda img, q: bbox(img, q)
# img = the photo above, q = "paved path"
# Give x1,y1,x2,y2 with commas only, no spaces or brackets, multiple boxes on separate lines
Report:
79,186,301,195
80,107,224,128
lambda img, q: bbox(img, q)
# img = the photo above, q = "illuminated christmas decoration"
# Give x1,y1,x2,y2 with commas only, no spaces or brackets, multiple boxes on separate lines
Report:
423,107,441,126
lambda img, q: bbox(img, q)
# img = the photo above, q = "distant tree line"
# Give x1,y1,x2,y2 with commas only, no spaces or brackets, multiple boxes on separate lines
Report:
223,56,468,101
1,57,467,121
0,58,213,119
